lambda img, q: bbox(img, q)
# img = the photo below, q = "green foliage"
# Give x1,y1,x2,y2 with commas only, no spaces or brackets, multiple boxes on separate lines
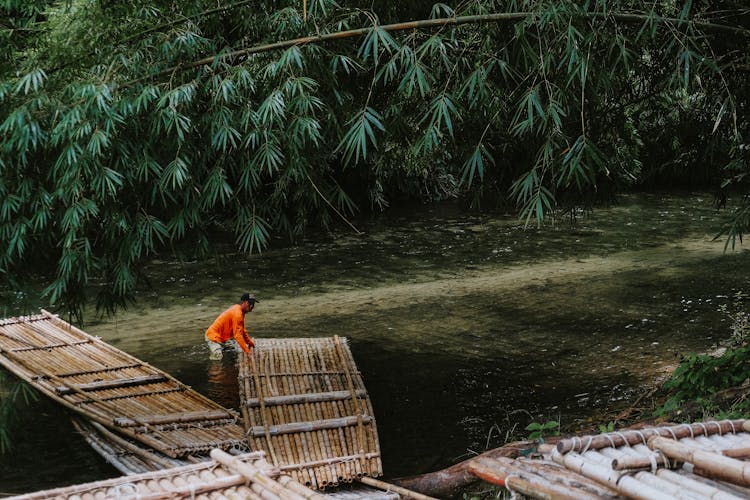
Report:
598,421,615,433
525,420,560,441
658,297,750,419
0,370,39,454
0,0,748,314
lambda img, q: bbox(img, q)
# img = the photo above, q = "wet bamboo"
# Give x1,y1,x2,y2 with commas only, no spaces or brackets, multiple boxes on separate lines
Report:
649,436,750,487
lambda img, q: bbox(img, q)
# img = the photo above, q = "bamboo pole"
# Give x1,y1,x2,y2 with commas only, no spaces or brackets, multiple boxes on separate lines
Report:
649,436,750,487
56,363,143,378
246,415,373,437
82,419,183,469
467,457,606,500
649,469,744,500
556,420,748,454
359,476,440,500
56,374,167,394
211,449,308,500
723,448,750,460
612,454,673,471
114,409,234,427
551,449,674,500
249,351,280,465
489,456,621,498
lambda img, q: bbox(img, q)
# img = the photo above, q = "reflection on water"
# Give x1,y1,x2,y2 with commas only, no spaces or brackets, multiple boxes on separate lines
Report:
1,192,749,492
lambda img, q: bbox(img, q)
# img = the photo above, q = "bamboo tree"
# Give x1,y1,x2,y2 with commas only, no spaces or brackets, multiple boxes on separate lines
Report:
0,0,748,314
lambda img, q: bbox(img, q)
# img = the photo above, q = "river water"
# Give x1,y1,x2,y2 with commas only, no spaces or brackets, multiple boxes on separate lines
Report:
1,191,749,494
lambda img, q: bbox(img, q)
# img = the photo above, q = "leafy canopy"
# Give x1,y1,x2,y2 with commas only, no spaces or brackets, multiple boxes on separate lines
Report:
0,0,748,317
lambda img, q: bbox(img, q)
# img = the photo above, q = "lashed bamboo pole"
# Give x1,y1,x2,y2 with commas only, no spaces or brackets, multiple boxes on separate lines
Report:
486,456,621,499
648,468,744,500
249,352,280,465
612,453,673,471
556,420,748,454
649,436,750,487
211,449,309,500
358,476,440,500
723,448,750,460
56,363,143,378
56,374,167,394
81,419,183,469
246,415,374,437
114,409,234,427
551,449,675,500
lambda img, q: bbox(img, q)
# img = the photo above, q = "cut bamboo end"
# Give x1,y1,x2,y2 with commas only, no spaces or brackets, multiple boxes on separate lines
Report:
648,435,750,487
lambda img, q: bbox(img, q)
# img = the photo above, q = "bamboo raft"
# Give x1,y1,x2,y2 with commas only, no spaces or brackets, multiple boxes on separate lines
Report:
8,449,327,500
0,311,248,458
238,337,383,490
471,419,750,499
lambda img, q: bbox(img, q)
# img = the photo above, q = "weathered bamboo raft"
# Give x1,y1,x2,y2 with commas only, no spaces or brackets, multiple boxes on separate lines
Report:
8,448,327,500
470,419,750,499
239,336,383,490
0,311,248,458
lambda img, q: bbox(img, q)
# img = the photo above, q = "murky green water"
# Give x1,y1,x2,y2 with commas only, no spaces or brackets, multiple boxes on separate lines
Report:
1,192,749,494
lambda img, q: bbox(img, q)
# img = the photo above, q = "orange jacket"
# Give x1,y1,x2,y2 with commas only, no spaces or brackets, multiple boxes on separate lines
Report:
205,304,254,353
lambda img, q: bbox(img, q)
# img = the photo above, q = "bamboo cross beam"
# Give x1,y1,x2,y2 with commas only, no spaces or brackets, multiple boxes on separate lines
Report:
246,415,374,437
56,363,143,378
114,409,235,427
56,374,167,394
12,339,92,352
244,389,368,407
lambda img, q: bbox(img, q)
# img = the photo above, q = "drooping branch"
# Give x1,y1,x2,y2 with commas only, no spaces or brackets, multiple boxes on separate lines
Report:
125,11,750,87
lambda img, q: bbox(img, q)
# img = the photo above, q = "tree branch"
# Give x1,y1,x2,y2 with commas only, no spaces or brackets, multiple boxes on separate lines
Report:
124,11,750,87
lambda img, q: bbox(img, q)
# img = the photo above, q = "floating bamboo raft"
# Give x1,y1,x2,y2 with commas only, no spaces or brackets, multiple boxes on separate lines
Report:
471,419,750,499
238,337,383,490
0,311,248,458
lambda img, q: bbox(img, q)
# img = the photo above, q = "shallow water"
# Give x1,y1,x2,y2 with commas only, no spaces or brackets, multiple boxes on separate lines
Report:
1,192,749,493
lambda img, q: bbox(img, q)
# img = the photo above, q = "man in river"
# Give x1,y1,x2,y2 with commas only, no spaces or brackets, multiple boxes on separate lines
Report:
205,293,258,360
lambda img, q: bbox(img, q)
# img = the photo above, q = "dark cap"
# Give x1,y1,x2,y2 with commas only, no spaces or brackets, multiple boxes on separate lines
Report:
240,292,259,304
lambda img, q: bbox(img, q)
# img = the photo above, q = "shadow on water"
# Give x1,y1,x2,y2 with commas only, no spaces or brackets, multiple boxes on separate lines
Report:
1,192,749,491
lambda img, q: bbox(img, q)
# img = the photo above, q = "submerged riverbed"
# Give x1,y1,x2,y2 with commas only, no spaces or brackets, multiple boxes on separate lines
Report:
1,191,749,494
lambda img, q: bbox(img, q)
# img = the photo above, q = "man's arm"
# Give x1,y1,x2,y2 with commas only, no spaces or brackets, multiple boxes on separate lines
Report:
233,322,254,353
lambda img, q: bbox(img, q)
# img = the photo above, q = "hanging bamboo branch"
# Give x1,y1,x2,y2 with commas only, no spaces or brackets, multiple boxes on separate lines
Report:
127,11,750,86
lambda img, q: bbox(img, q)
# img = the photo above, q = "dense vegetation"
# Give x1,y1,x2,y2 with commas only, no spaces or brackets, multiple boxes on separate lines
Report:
1,0,748,317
